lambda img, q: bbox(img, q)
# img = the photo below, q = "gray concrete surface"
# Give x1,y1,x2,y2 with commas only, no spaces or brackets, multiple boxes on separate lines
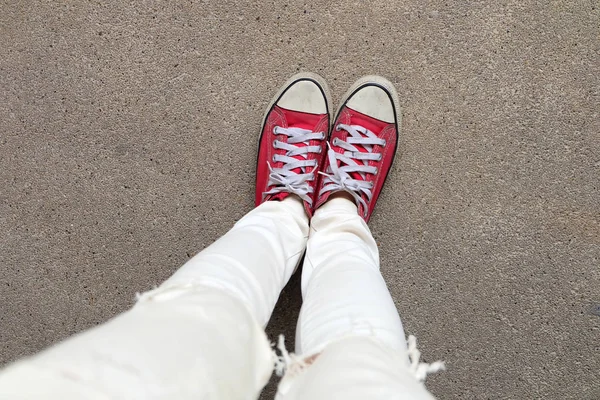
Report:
1,0,599,398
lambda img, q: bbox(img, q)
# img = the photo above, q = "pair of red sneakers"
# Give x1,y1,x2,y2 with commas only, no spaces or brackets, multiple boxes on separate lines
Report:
255,73,401,223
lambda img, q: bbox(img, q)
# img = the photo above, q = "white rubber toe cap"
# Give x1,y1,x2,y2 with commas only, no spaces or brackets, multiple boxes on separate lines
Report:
277,80,327,115
346,85,395,123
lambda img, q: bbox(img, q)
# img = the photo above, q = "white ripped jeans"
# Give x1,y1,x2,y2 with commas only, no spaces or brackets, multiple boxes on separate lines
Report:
0,197,440,399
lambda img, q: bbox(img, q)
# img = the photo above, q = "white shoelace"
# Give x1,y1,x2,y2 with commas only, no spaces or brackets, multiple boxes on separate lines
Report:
319,123,385,215
264,126,325,205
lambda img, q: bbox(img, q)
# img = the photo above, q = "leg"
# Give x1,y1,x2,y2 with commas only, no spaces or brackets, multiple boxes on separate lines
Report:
276,198,436,400
0,197,308,400
296,196,407,355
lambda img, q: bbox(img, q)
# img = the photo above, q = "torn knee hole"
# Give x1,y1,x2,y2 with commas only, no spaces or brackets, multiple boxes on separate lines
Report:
273,335,321,378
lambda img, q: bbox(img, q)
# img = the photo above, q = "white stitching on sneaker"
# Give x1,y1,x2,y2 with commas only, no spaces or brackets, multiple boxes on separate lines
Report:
264,126,325,205
318,123,385,216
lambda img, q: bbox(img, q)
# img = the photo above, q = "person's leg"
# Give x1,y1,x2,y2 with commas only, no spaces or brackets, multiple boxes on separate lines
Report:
276,197,438,400
275,77,442,400
0,197,307,400
296,196,407,355
0,72,331,400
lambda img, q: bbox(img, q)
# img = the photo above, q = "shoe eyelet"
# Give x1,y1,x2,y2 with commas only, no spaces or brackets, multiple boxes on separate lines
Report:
374,168,378,174
272,155,277,162
332,138,339,145
273,140,278,147
335,124,342,131
377,154,383,161
273,126,279,135
381,140,387,146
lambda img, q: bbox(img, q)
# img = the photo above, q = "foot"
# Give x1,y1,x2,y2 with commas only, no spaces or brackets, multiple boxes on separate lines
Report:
314,76,401,222
256,73,331,216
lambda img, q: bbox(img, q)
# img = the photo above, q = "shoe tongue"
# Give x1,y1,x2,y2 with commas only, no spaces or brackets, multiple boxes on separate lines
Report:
276,105,323,175
342,107,389,182
268,192,289,202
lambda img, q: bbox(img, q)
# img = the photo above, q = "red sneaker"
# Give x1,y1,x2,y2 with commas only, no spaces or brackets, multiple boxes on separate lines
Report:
314,76,401,222
256,73,331,216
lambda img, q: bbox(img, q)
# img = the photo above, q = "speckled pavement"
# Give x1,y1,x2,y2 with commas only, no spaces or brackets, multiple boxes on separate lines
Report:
1,1,598,398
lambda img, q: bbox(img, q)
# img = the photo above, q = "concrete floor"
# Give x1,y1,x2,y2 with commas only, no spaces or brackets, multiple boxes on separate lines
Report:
1,1,599,398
